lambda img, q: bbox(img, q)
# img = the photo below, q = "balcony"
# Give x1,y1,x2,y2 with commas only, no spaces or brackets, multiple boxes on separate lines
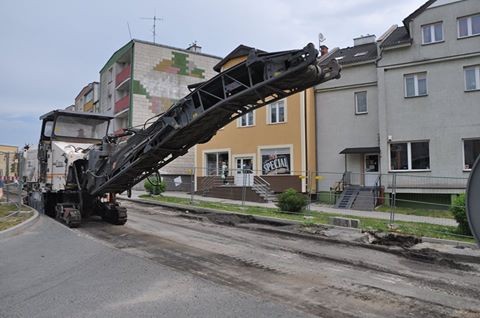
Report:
114,95,130,114
83,100,94,112
115,66,131,89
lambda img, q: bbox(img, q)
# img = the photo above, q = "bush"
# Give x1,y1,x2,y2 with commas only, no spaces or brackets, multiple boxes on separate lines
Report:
276,188,308,213
450,193,472,236
144,176,166,195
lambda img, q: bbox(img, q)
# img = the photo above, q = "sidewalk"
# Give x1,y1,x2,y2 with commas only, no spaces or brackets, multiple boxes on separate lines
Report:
123,190,458,227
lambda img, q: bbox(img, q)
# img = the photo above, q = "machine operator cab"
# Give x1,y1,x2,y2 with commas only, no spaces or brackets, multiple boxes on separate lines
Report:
40,110,112,143
38,110,113,190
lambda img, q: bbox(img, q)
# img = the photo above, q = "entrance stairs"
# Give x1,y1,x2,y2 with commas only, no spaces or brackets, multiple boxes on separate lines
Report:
198,175,277,203
335,185,376,211
252,183,277,202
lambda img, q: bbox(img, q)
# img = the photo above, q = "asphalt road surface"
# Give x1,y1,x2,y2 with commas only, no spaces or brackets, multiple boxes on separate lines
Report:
2,200,480,317
0,213,314,318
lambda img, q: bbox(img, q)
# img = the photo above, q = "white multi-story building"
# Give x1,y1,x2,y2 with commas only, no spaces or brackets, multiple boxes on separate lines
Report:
316,0,480,206
99,40,221,190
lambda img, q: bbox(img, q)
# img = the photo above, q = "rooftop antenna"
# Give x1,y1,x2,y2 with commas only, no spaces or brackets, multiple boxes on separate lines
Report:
318,33,326,47
140,11,163,44
126,22,132,40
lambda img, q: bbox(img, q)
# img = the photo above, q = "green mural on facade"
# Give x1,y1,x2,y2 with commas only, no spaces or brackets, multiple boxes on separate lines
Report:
132,80,150,98
154,51,205,79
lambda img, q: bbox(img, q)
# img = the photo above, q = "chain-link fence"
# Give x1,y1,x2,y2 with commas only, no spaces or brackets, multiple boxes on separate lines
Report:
308,170,472,240
143,166,285,206
0,151,24,222
143,165,472,239
1,146,472,240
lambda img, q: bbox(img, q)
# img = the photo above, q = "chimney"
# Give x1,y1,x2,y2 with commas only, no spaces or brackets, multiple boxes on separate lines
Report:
353,34,376,46
186,42,202,53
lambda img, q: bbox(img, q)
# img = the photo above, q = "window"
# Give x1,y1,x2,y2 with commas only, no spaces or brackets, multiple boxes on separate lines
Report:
464,65,480,91
85,90,93,103
464,139,480,170
268,100,286,124
390,141,430,171
205,152,228,175
404,73,427,97
238,111,254,127
43,121,53,138
108,68,113,83
422,22,443,44
354,91,367,114
54,116,109,140
458,14,480,38
261,147,291,175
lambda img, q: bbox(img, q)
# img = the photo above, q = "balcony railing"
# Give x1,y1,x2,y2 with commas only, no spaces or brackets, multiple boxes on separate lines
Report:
114,95,130,114
83,100,94,112
115,66,131,88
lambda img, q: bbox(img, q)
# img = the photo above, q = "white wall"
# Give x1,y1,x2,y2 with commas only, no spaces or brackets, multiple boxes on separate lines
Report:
316,63,379,174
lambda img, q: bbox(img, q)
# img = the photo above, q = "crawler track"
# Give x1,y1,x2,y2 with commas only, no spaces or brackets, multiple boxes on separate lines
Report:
79,201,480,318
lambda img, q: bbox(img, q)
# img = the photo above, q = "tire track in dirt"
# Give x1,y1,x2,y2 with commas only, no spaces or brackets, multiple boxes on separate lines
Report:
77,202,480,317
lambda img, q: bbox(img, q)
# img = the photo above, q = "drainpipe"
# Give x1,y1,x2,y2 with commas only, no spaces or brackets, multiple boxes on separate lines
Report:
304,89,308,193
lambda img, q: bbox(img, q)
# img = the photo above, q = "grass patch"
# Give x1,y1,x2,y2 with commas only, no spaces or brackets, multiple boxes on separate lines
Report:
0,203,33,231
139,194,475,243
375,205,454,219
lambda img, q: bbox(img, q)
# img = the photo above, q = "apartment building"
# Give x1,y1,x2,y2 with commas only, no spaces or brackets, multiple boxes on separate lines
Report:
98,40,221,189
316,0,480,206
315,35,380,188
0,145,18,180
195,45,318,200
75,82,99,113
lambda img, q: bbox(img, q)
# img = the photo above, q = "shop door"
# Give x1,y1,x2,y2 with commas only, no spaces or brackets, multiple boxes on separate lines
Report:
235,157,254,186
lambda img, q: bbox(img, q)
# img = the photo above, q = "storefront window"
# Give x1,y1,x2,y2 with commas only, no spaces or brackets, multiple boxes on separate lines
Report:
206,152,228,175
261,148,291,175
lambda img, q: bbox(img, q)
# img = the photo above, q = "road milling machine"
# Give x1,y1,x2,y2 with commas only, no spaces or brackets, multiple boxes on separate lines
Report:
24,43,341,227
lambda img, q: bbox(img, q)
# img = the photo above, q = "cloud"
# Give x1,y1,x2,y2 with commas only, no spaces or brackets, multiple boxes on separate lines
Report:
0,115,40,147
0,0,427,147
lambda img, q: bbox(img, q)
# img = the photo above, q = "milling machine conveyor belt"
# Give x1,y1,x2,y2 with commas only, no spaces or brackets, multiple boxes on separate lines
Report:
90,43,340,196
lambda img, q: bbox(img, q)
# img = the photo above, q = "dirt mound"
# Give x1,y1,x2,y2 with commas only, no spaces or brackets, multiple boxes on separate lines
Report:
401,248,474,271
365,231,421,248
205,213,256,226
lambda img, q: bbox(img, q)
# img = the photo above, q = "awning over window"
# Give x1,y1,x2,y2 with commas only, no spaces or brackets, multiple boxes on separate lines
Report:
339,147,380,154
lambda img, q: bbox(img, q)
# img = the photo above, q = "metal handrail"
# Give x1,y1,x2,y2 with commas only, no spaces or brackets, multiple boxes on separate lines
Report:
253,173,270,187
250,171,273,201
373,174,381,206
332,172,345,192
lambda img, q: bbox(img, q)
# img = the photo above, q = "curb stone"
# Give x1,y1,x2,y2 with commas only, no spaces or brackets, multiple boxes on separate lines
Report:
118,196,476,250
0,206,39,239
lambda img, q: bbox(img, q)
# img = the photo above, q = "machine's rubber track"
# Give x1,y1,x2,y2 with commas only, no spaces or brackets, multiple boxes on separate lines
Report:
55,204,81,228
102,206,128,225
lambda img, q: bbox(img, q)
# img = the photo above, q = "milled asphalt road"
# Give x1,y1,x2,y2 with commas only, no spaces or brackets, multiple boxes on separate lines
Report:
0,216,314,318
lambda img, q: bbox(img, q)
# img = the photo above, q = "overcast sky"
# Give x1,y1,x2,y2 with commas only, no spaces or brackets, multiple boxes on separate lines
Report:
0,0,426,148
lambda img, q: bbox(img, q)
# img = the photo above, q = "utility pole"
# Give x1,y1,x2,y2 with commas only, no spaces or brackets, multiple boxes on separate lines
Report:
140,12,163,44
5,152,9,179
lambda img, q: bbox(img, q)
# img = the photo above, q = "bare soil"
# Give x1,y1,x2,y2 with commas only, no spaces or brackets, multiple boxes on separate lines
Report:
78,201,480,318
